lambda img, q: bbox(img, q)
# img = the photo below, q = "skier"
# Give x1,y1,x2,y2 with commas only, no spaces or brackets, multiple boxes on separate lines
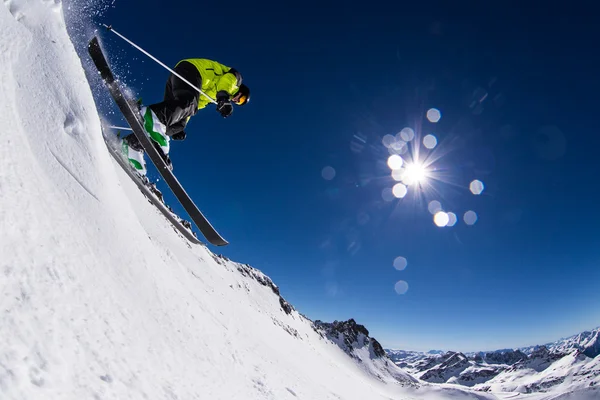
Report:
122,58,250,175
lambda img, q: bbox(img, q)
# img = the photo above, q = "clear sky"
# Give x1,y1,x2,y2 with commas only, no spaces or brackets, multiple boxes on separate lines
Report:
82,1,600,352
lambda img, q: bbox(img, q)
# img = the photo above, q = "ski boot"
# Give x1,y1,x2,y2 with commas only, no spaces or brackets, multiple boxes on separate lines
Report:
139,106,173,171
122,134,147,176
151,140,173,171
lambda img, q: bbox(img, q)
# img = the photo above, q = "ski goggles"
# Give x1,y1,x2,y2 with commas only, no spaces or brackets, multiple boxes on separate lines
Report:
233,93,248,106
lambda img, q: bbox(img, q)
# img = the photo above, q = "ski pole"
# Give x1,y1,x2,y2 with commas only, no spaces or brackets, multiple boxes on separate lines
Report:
109,125,132,131
101,24,217,105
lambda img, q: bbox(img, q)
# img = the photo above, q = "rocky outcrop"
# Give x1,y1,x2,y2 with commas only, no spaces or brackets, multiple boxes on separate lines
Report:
212,255,294,315
508,346,566,372
313,319,386,359
419,352,470,383
484,349,528,365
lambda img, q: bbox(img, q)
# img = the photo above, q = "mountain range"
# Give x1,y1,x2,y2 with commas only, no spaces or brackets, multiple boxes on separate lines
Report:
385,328,600,395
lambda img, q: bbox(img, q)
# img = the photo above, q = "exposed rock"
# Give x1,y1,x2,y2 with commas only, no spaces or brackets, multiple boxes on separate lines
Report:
212,256,295,316
484,349,528,365
313,319,386,359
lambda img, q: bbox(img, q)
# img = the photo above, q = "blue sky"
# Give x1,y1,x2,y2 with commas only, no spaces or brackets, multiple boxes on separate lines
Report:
84,2,600,351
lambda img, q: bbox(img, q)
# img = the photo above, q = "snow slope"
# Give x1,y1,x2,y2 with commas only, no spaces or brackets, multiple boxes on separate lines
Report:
0,1,499,399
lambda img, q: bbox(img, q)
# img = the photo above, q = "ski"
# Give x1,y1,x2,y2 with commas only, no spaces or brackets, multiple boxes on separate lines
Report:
88,36,228,246
102,133,202,245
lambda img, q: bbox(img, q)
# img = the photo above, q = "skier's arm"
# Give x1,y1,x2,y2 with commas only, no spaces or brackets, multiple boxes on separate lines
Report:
215,68,242,118
216,68,242,98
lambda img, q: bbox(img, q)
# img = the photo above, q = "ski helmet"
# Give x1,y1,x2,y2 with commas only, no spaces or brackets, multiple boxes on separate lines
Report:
233,84,250,106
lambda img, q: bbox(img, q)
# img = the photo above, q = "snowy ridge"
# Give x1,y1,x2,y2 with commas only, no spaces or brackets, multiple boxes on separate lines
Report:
520,328,600,359
386,329,600,397
387,327,600,364
212,254,295,316
313,319,418,386
0,1,500,399
476,351,600,395
419,352,471,384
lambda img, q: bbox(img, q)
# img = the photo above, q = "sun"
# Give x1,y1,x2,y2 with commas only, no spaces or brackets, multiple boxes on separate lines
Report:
402,162,428,186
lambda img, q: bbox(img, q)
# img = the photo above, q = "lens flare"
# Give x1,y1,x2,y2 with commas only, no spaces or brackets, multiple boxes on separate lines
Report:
427,108,441,123
321,166,336,180
394,280,409,295
400,127,415,142
392,183,407,198
470,179,484,195
434,211,450,227
391,168,404,181
377,106,487,234
423,134,438,149
382,134,395,148
391,139,408,153
393,256,408,271
447,212,458,227
387,154,404,170
464,210,478,225
428,200,442,215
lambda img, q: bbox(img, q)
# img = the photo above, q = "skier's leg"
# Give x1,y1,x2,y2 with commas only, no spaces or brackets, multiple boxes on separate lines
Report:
164,61,201,127
146,61,201,144
139,105,170,155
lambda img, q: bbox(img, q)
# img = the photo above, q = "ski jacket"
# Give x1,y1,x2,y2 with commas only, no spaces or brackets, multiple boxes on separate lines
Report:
177,59,242,110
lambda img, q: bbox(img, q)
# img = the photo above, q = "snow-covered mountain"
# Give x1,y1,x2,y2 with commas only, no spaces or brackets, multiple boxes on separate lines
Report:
520,329,600,359
419,352,472,384
313,319,418,386
476,350,600,395
1,1,501,399
386,328,600,397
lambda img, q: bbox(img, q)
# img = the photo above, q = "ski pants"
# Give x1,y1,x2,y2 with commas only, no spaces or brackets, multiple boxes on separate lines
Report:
149,61,201,136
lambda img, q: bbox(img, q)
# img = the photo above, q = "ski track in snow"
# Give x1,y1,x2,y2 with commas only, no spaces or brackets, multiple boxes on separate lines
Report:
1,1,573,400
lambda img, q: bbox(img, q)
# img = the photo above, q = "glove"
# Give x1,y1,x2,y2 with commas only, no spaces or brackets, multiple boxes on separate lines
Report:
216,91,233,118
171,130,186,141
217,100,233,118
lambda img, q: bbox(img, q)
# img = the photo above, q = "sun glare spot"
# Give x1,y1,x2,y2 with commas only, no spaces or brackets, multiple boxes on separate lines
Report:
402,162,427,185
400,127,415,142
464,210,478,225
427,108,442,123
393,256,407,271
434,211,450,227
470,179,485,195
392,183,407,198
423,134,438,149
428,200,442,215
387,154,404,170
394,280,409,295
